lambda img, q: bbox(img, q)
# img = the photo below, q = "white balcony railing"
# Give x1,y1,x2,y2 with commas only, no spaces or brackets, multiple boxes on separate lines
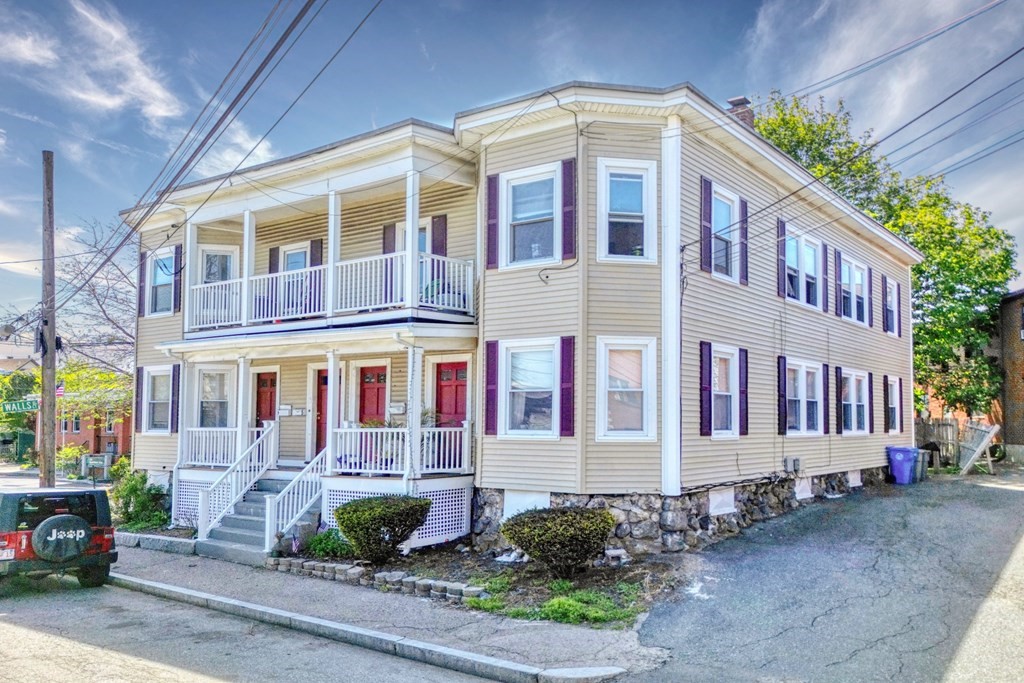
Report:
420,424,472,474
249,265,327,324
185,428,236,466
334,253,405,314
190,279,242,329
418,254,473,314
334,427,408,475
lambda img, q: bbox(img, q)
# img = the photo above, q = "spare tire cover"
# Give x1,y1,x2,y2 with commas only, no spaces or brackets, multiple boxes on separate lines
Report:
31,514,93,562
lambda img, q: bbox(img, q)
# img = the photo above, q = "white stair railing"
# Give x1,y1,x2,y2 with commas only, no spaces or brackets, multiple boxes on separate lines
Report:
264,448,328,552
197,421,278,540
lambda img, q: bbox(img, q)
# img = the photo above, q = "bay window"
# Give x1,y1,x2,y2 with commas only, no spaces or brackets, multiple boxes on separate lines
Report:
597,337,656,440
500,164,561,268
499,339,559,437
597,158,657,262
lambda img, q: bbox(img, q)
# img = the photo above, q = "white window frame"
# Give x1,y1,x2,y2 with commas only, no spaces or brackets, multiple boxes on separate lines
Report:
710,184,741,284
498,163,562,271
280,241,311,272
597,158,657,264
197,245,240,285
885,279,898,336
196,367,234,429
147,248,175,317
785,359,823,436
60,414,68,433
784,230,821,309
887,376,900,434
711,344,739,439
841,368,869,435
105,410,116,434
596,337,657,441
143,365,173,435
840,255,869,325
395,217,432,253
71,414,81,433
497,337,561,440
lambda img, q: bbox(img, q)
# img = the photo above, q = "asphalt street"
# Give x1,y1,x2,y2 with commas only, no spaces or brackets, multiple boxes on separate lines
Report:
0,574,482,682
634,467,1024,682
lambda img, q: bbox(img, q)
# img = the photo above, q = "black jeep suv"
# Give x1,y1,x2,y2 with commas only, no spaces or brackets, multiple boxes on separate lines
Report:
0,489,117,588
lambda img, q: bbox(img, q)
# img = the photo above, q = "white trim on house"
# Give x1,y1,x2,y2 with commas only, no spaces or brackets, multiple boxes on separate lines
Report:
784,359,824,437
345,358,392,425
887,375,900,435
497,162,563,271
250,364,281,428
839,253,870,326
197,244,240,284
709,182,741,285
841,367,870,436
596,157,658,264
783,227,822,311
146,248,175,318
143,364,174,435
497,337,561,440
194,364,236,429
423,353,474,423
661,114,682,495
710,344,740,440
596,337,657,442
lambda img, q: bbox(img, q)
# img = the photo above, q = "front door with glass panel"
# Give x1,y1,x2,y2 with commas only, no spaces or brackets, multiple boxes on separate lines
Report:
435,362,467,427
255,373,276,425
358,366,387,424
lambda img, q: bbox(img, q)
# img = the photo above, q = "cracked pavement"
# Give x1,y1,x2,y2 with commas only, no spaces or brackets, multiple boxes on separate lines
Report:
632,465,1024,682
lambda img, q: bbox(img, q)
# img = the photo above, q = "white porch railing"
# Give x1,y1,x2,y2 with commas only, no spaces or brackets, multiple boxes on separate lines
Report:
197,421,278,540
334,253,406,313
185,428,236,466
249,265,327,323
190,279,242,328
264,448,328,552
334,427,408,475
418,254,474,314
420,423,473,474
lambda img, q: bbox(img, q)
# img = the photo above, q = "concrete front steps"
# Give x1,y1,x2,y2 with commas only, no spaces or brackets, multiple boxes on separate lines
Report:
195,476,320,567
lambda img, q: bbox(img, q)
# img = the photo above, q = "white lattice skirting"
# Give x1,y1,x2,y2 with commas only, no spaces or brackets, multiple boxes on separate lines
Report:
322,476,473,549
172,468,222,527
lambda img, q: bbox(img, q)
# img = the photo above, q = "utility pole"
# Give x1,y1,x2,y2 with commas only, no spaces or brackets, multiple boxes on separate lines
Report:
39,150,56,488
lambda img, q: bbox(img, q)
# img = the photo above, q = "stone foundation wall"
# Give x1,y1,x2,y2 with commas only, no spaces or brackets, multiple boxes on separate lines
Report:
472,466,888,554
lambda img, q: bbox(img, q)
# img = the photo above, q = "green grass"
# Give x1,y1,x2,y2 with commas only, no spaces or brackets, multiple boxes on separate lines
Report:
538,590,640,624
463,577,644,626
548,579,574,595
483,573,513,595
465,596,506,612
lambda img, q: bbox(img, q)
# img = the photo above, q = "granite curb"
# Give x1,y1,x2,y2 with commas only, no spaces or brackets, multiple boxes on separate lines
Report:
108,573,624,683
114,531,196,555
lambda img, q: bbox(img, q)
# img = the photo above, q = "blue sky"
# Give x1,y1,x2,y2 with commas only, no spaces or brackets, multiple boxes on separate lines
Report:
1,0,1023,313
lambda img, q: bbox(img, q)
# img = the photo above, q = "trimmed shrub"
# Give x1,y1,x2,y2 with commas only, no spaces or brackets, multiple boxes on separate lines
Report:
305,528,354,560
333,496,431,565
501,507,614,578
111,470,169,531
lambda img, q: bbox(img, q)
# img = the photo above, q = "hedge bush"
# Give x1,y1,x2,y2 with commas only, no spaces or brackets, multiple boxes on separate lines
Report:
111,470,169,531
333,496,431,565
305,528,354,560
501,507,614,578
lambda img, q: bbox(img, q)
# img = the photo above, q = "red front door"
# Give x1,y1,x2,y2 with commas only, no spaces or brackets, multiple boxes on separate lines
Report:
435,362,467,427
315,369,329,454
255,373,277,425
359,366,387,424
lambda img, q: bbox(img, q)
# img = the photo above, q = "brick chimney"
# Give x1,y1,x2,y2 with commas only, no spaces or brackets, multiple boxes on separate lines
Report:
727,96,754,129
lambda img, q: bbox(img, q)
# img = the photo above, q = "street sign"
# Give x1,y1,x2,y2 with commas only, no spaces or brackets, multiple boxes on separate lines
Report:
86,456,106,469
1,399,39,414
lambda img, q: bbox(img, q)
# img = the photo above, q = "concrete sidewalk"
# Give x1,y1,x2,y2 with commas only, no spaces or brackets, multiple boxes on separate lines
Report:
113,547,668,678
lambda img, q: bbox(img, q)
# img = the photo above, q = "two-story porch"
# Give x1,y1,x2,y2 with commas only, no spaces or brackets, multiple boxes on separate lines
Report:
164,324,476,564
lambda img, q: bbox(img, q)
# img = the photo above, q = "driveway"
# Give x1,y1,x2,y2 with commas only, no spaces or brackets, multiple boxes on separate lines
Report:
635,466,1024,682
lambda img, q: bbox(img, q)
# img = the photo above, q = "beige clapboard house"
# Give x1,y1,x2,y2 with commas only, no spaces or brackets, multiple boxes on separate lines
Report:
130,82,920,563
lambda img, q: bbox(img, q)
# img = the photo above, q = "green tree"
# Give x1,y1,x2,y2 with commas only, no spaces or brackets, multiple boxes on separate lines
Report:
0,370,36,431
756,93,1019,415
51,359,132,422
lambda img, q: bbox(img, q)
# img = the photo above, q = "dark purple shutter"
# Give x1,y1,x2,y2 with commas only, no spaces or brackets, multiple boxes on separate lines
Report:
883,374,890,432
897,282,903,337
777,355,787,436
868,372,875,433
309,238,323,266
137,251,148,317
169,364,180,434
560,336,575,437
268,247,280,273
867,267,874,327
134,367,143,432
484,341,498,435
898,378,905,432
834,249,843,317
822,363,830,434
562,159,576,260
882,274,889,332
172,245,182,314
835,365,844,434
821,244,829,313
739,199,749,286
382,224,396,255
699,341,712,436
776,219,786,297
431,214,447,257
486,175,499,269
699,177,712,272
739,348,748,435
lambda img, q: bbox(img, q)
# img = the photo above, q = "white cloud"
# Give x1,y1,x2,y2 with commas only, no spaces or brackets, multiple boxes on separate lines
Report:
0,225,83,278
192,120,276,179
533,10,603,84
0,128,6,155
0,31,59,66
0,198,19,217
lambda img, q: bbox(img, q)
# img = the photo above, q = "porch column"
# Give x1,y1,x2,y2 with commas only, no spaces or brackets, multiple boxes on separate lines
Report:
406,344,424,490
183,221,196,331
241,209,255,326
175,359,190,466
326,191,340,317
235,356,251,456
325,351,339,473
404,170,420,309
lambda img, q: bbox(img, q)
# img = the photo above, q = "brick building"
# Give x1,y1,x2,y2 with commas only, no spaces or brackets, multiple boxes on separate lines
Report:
999,289,1024,447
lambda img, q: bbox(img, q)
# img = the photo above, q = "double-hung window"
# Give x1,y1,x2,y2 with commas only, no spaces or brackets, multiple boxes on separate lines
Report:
711,187,739,280
597,158,657,262
885,279,897,334
105,410,115,434
712,345,738,436
786,360,822,435
499,339,559,437
60,415,68,433
500,164,561,268
198,370,230,428
840,257,868,323
785,233,820,307
887,376,899,433
200,248,236,284
841,369,869,434
597,337,656,440
145,368,172,433
148,250,175,315
71,414,81,433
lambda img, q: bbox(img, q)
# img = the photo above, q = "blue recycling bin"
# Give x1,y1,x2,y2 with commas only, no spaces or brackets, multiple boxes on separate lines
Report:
887,446,918,485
